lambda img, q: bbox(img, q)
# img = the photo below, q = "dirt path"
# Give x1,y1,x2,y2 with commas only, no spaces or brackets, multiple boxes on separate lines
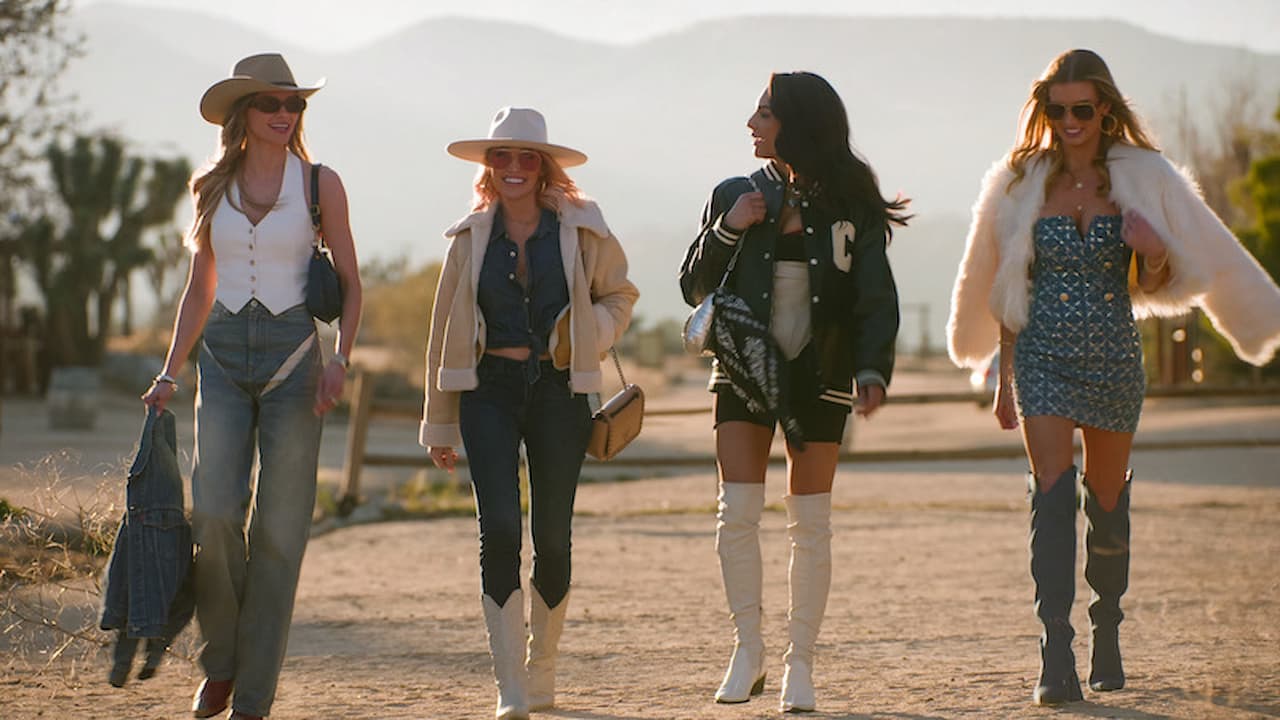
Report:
4,464,1278,719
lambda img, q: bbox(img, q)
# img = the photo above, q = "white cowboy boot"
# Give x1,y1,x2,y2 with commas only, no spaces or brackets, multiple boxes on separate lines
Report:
526,587,569,711
481,590,530,720
779,493,832,713
714,482,767,703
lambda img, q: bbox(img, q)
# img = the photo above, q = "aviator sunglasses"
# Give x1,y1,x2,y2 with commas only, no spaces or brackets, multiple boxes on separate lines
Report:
1044,102,1097,122
248,94,307,114
485,148,543,172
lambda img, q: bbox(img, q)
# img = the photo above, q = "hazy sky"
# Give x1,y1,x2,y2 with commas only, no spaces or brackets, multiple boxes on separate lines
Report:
78,0,1280,54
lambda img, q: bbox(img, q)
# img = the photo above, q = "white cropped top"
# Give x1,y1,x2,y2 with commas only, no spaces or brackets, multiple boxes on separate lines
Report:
210,152,313,314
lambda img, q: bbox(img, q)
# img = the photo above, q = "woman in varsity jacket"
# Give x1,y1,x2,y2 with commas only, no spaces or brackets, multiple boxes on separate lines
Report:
679,71,908,713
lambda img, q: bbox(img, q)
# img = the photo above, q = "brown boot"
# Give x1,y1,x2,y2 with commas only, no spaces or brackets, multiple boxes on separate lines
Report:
191,678,233,718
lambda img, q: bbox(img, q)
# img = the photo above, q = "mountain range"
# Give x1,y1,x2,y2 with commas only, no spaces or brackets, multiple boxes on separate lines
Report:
63,4,1280,345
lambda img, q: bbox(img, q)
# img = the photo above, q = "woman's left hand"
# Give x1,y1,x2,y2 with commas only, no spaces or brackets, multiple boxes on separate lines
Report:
855,384,885,418
313,359,346,416
1121,210,1167,259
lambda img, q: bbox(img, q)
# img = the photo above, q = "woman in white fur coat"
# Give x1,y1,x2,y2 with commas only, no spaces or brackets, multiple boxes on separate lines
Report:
947,49,1280,707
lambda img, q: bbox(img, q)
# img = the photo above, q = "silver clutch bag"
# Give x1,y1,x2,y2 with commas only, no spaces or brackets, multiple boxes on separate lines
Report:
682,175,757,356
682,292,717,357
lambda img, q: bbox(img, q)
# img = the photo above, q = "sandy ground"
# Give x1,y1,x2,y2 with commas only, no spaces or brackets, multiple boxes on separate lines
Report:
2,372,1279,719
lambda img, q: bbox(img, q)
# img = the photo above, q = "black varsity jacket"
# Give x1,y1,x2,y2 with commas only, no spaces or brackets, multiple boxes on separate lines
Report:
679,162,900,408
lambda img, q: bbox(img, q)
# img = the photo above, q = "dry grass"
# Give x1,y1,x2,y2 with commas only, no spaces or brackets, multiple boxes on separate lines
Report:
0,453,196,686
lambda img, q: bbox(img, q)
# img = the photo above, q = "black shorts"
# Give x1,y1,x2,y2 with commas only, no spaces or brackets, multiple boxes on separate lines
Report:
712,349,850,444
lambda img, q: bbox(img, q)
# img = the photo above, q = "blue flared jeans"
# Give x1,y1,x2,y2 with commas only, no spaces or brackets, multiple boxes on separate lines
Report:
191,299,322,717
459,355,591,609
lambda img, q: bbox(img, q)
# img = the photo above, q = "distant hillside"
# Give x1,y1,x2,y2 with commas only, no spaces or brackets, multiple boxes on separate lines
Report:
65,5,1280,342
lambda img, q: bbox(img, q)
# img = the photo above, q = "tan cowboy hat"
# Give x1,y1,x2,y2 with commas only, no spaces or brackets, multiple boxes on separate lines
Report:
447,107,587,167
199,53,325,125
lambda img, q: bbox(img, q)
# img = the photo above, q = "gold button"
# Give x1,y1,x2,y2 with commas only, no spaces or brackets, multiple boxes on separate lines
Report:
1059,293,1069,301
1104,261,1113,269
1105,292,1115,301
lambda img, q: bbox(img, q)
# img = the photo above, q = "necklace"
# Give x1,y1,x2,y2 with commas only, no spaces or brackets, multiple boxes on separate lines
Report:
1063,168,1091,213
784,182,811,208
236,173,279,212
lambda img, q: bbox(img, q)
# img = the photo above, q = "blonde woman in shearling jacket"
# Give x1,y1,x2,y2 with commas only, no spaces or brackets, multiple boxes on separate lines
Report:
948,49,1280,707
420,107,637,720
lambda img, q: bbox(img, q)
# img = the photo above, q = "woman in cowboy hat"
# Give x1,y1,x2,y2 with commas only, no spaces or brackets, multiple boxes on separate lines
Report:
680,72,907,713
421,107,638,720
143,52,362,720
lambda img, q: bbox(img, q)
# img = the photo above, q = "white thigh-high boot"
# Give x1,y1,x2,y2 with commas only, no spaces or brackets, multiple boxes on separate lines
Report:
714,482,767,703
780,493,832,713
526,587,568,711
481,590,530,720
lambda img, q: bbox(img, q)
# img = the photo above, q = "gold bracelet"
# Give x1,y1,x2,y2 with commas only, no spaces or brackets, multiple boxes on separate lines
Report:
1143,252,1169,273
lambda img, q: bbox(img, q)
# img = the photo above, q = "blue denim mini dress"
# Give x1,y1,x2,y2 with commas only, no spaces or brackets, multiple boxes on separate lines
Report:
1013,215,1145,433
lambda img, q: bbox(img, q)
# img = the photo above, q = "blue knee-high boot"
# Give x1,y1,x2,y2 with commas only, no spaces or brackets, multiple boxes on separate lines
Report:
1029,466,1084,706
1084,472,1131,692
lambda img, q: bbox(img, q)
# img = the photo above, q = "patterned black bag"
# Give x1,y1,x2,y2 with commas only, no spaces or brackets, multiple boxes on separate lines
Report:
709,289,805,450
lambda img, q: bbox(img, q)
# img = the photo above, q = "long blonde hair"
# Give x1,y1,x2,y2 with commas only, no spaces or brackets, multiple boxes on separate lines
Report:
185,94,313,251
470,150,586,213
1007,49,1158,196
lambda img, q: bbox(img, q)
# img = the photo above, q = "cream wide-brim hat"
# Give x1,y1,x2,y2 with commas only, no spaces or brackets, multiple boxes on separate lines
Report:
199,53,325,126
447,107,587,167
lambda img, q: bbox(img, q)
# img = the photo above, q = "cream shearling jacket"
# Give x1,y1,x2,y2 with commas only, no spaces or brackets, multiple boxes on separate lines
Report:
947,143,1280,369
419,199,639,448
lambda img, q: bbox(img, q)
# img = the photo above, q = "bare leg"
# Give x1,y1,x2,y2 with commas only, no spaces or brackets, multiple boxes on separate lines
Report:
1080,426,1134,512
1020,415,1076,492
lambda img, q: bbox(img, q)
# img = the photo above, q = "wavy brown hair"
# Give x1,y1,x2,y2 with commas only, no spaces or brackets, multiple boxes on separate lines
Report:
769,71,910,240
185,93,313,251
1007,49,1158,196
470,150,586,213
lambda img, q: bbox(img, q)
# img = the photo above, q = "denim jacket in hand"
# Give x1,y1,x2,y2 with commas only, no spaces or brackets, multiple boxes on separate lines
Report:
100,407,194,639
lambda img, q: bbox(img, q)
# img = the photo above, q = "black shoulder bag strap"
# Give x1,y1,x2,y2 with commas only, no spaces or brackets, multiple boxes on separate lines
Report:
309,163,325,249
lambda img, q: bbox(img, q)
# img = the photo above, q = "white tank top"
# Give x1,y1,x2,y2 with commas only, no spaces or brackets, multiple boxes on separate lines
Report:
770,261,812,361
210,152,313,314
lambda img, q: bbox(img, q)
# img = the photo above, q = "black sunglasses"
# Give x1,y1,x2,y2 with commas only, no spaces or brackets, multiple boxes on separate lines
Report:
248,94,307,114
1044,102,1096,122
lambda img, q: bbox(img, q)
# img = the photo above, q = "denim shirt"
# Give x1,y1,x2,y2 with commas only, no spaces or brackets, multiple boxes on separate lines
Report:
477,207,568,358
100,407,194,639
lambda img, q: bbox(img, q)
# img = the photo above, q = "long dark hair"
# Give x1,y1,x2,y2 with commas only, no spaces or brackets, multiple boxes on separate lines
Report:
1008,49,1158,195
769,71,910,239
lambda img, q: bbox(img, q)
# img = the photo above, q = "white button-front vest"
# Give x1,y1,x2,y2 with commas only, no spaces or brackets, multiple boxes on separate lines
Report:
210,152,313,314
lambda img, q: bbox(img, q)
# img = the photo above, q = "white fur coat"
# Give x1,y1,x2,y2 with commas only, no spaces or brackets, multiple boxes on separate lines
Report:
947,143,1280,368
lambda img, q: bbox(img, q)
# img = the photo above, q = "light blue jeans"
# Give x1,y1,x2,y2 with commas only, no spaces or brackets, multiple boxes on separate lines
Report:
191,299,321,717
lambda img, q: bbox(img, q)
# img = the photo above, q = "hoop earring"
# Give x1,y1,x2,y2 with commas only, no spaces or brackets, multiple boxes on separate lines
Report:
1100,114,1119,136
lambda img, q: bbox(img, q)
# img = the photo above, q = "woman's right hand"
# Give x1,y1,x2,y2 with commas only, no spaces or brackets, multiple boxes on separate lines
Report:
723,191,766,231
141,379,176,413
993,382,1018,430
428,446,458,472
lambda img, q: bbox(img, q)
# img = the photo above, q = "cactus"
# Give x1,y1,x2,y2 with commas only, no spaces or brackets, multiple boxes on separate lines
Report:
17,134,189,367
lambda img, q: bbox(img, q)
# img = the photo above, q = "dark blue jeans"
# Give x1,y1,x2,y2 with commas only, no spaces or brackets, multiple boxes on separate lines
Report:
459,355,591,609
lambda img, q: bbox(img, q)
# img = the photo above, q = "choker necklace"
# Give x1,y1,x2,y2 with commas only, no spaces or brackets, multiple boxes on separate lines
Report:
784,182,811,208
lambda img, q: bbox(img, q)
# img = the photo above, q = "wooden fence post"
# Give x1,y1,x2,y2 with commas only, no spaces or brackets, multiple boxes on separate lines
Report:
339,369,375,517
